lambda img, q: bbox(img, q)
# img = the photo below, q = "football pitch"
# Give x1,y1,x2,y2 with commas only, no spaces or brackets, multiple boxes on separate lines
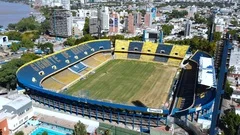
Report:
65,59,178,108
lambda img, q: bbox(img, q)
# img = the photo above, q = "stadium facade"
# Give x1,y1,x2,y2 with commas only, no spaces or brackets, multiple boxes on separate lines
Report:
16,39,217,133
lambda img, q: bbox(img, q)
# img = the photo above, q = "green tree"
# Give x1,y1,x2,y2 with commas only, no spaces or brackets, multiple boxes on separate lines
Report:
83,17,89,35
38,42,54,54
224,80,233,99
228,66,236,74
6,31,22,41
161,24,174,35
64,37,76,46
42,131,48,135
104,129,111,135
72,11,77,17
15,17,40,32
10,42,21,52
213,32,222,42
21,53,40,63
0,53,39,90
228,30,237,36
14,131,24,135
221,111,240,135
75,34,95,44
8,23,16,30
39,20,50,34
72,121,87,135
194,13,207,24
21,39,34,49
231,20,238,26
21,31,40,41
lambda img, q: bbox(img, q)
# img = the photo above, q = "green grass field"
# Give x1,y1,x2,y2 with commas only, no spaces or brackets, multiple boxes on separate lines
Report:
65,59,178,108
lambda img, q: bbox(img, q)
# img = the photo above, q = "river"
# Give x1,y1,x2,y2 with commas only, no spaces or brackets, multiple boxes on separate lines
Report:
0,1,33,28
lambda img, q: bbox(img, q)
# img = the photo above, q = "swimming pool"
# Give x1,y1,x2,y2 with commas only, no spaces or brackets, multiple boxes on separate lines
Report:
31,127,66,135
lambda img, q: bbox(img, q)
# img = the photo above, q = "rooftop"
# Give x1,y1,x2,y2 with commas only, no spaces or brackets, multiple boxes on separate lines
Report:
198,57,216,88
4,96,31,110
0,96,11,110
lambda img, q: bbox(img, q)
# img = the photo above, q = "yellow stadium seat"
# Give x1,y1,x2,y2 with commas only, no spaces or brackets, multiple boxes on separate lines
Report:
41,77,65,91
53,69,80,84
115,40,130,59
140,42,158,62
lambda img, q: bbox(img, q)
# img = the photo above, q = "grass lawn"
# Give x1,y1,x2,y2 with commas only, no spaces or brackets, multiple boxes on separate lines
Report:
65,59,177,108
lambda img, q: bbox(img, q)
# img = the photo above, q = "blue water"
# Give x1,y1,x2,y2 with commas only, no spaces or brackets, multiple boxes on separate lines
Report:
31,127,66,135
0,1,33,28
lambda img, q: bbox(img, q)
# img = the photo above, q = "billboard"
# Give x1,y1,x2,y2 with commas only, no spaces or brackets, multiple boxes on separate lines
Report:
151,7,157,19
109,18,114,27
114,18,118,27
109,18,118,27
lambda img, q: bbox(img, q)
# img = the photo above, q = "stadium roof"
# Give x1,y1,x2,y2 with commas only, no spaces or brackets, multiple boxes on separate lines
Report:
198,57,216,88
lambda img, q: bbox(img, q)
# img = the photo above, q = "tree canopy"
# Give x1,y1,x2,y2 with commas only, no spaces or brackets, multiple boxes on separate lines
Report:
6,31,22,41
73,121,87,135
42,131,48,135
14,131,24,135
83,18,89,35
161,24,174,36
221,111,240,135
38,42,54,54
64,37,77,46
194,13,207,24
224,80,234,99
8,17,40,32
0,53,40,90
166,10,188,21
75,34,95,45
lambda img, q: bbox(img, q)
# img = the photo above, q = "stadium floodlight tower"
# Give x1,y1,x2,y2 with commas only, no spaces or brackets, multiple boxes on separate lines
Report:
209,34,231,135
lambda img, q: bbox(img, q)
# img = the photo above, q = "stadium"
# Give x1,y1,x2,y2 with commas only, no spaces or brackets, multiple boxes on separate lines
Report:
16,39,216,133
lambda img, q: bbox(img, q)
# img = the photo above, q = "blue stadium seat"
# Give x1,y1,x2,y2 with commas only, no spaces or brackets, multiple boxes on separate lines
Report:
69,62,87,73
190,51,211,64
155,44,173,55
128,42,143,52
127,53,141,59
153,56,168,63
16,40,112,86
194,90,215,106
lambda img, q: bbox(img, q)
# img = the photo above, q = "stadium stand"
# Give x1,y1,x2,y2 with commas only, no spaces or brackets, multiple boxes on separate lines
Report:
127,53,141,59
52,69,80,84
167,59,182,66
69,62,87,73
155,44,173,55
93,53,112,62
190,51,212,64
17,40,112,86
153,55,169,63
127,41,143,59
83,56,102,67
140,42,158,61
114,40,130,59
169,45,189,58
167,45,189,66
41,77,65,91
176,60,198,110
79,67,92,76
